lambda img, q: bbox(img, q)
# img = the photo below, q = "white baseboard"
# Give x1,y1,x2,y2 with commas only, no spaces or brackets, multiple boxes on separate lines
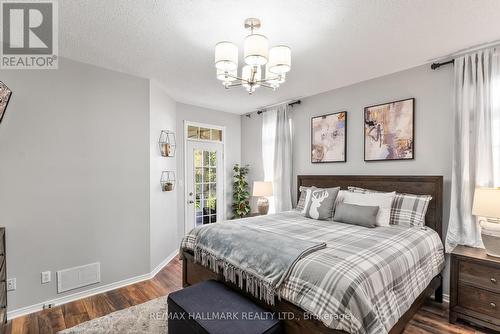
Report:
151,251,179,278
7,250,179,320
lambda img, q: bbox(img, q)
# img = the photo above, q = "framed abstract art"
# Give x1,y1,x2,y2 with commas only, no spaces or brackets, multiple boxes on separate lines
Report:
0,82,12,124
311,111,347,163
364,98,414,161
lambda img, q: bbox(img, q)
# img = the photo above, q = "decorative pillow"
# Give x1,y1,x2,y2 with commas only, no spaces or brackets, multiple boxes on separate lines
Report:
342,191,396,227
304,187,340,220
296,186,316,212
390,194,432,227
347,186,432,227
333,203,379,228
334,190,348,211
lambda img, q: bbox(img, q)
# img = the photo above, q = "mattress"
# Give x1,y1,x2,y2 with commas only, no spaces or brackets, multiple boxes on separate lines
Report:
181,211,445,334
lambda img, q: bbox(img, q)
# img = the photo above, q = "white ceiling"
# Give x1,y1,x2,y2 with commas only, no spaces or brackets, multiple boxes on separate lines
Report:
60,0,500,114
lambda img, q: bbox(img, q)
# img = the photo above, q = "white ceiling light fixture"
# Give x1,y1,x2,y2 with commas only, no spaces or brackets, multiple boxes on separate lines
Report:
214,18,291,95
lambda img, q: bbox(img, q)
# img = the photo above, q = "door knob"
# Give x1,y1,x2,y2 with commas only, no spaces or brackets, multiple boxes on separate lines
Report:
491,277,497,284
188,200,194,204
189,192,193,196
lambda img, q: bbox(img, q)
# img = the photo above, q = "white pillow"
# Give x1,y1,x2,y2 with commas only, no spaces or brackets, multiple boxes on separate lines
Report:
342,191,396,227
301,189,313,214
334,190,348,209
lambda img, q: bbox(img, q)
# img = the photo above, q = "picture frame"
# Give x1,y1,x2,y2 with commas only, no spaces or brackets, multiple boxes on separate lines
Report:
311,111,347,163
0,81,12,124
364,98,414,161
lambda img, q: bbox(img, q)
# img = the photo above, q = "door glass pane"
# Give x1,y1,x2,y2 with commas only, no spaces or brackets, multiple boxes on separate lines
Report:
188,126,199,139
200,128,211,140
195,199,202,216
194,149,218,226
208,168,216,182
209,151,217,166
195,168,202,183
203,151,210,166
194,150,202,167
203,183,210,198
211,129,222,142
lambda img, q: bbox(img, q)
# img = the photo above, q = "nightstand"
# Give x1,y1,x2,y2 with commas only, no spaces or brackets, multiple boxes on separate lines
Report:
450,245,500,331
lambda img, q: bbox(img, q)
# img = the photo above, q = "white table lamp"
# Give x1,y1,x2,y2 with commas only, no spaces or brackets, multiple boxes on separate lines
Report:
253,181,273,215
473,187,500,257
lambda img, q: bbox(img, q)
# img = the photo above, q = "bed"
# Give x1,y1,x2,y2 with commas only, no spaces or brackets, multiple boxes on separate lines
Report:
181,175,445,334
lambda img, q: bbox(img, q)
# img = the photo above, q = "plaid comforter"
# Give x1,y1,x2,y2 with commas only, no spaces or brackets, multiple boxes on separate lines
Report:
181,211,444,334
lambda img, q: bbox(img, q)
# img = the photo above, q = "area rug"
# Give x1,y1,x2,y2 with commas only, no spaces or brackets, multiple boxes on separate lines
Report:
58,296,168,334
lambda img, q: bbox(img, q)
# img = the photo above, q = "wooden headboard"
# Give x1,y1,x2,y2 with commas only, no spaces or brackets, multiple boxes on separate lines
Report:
297,175,443,239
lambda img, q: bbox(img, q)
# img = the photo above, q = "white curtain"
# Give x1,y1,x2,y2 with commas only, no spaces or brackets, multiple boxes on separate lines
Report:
262,109,277,213
261,104,293,213
446,47,500,252
273,104,293,212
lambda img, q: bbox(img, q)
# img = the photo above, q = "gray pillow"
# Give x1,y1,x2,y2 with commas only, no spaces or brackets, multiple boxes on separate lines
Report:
333,202,379,228
347,186,432,227
304,187,340,220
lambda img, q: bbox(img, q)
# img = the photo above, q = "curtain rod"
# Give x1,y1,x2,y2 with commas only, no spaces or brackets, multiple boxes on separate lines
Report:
244,99,301,118
257,100,301,114
431,39,500,70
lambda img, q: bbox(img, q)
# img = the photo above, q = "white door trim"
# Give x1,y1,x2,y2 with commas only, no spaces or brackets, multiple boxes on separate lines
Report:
183,121,226,234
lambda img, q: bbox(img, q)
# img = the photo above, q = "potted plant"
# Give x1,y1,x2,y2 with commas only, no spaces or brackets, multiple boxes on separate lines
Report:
232,164,251,218
163,182,173,192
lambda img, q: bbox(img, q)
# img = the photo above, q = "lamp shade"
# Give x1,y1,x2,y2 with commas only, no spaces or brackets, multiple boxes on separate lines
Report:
244,34,269,66
253,181,273,197
215,42,238,71
472,187,500,218
265,65,285,86
268,45,291,74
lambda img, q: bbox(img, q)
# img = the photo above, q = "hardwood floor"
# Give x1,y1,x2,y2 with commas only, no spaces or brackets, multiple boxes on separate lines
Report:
4,257,494,334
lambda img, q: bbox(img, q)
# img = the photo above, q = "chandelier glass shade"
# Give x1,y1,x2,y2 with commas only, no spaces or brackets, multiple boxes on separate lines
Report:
244,34,269,66
268,45,291,74
214,41,238,71
214,18,291,94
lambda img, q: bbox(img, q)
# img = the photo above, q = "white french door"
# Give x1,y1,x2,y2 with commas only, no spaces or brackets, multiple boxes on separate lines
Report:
185,140,224,232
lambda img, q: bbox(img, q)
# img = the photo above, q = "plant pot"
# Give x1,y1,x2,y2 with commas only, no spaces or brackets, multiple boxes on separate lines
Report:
163,183,173,192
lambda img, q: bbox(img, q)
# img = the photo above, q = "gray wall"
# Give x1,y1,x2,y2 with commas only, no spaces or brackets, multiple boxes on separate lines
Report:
0,58,151,311
149,82,178,270
241,64,454,293
176,103,241,237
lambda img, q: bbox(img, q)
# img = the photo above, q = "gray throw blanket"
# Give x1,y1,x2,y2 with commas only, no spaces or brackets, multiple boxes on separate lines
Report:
192,221,326,305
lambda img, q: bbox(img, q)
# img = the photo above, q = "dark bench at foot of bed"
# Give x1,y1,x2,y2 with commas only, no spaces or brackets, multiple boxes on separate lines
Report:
168,280,283,334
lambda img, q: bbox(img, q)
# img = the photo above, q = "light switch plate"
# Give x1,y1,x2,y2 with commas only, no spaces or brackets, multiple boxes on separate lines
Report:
41,271,51,284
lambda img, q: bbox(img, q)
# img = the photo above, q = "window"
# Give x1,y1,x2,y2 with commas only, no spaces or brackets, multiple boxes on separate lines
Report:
187,125,222,142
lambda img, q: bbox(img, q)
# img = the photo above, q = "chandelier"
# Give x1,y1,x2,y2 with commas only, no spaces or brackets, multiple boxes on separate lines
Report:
214,18,291,95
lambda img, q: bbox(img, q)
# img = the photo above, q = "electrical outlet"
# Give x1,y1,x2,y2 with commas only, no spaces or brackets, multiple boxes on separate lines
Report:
6,278,16,291
41,271,51,284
